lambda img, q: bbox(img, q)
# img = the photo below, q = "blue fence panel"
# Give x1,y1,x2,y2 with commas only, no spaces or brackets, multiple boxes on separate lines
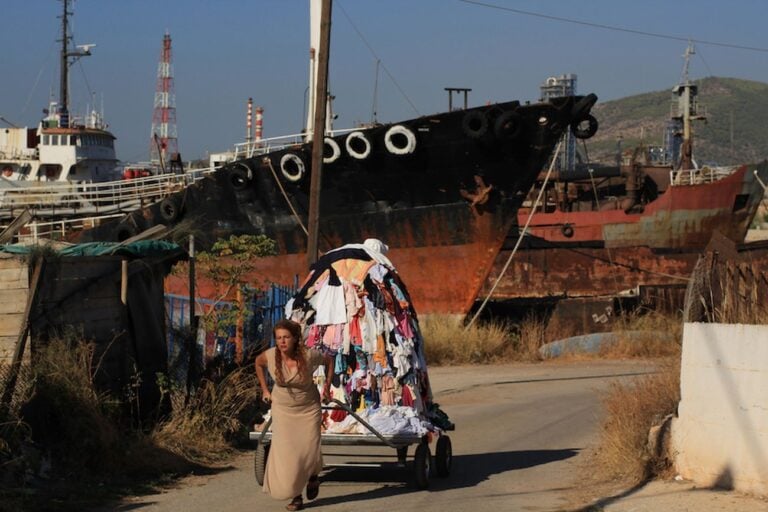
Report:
164,280,297,370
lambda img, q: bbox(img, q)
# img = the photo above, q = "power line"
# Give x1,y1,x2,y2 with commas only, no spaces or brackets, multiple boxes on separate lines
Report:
458,0,768,53
336,1,420,116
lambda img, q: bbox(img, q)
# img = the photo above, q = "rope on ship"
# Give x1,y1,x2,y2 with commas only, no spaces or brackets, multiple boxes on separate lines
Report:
264,157,309,236
466,140,563,330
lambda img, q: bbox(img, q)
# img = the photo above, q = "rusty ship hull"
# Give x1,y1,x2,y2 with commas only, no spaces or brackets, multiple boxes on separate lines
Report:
79,95,599,315
480,161,768,321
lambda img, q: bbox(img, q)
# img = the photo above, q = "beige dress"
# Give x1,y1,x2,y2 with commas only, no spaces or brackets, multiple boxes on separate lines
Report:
263,347,324,500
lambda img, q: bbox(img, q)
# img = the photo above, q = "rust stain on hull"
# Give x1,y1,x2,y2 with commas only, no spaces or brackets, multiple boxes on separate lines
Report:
481,246,699,301
167,199,517,315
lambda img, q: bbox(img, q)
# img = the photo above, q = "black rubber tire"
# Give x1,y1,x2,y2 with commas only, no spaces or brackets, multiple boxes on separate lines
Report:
494,110,522,140
159,197,180,222
230,165,252,191
413,441,431,489
254,442,270,486
116,223,137,242
435,435,452,477
561,223,575,238
461,110,489,139
571,114,598,139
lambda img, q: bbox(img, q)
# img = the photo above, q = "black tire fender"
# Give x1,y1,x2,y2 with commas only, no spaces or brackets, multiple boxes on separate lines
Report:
571,114,598,139
494,110,522,140
461,110,489,139
561,223,575,238
116,223,137,242
230,164,253,191
159,196,181,222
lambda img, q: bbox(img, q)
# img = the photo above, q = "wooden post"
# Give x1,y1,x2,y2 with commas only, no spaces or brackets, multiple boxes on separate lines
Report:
306,0,332,267
120,259,128,305
1,259,45,407
186,235,196,399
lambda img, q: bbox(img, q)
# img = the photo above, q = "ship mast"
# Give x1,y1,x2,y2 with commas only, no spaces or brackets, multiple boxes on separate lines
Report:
673,42,706,170
58,0,93,128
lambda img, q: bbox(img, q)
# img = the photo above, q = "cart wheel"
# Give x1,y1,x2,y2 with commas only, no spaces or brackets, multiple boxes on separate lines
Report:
254,442,270,486
413,442,431,489
435,435,452,477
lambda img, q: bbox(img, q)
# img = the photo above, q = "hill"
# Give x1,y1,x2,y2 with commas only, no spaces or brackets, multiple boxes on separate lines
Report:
586,77,768,166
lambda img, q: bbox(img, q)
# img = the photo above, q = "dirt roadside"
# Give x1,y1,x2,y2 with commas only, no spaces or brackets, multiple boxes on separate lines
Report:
578,479,768,511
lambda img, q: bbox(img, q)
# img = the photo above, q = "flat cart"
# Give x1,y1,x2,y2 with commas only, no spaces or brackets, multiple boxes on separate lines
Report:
250,399,453,490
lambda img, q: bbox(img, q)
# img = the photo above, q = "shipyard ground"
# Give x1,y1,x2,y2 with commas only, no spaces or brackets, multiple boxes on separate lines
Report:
92,360,767,512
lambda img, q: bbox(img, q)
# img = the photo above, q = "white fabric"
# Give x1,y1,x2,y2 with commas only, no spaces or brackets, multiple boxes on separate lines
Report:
324,406,429,436
360,299,379,354
325,238,396,270
308,283,347,325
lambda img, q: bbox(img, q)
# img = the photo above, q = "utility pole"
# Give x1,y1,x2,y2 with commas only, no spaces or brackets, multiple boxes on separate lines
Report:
306,0,332,267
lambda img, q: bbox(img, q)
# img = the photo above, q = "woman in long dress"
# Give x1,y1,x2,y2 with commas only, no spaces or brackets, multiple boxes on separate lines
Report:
255,319,331,511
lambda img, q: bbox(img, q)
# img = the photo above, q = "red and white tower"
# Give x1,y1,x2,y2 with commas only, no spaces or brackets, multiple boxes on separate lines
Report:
149,32,178,170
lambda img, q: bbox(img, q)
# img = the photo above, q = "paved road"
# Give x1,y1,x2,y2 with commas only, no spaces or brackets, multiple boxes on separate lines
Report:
104,360,657,512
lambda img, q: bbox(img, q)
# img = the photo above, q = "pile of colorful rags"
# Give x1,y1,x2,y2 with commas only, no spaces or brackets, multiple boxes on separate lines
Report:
285,239,453,436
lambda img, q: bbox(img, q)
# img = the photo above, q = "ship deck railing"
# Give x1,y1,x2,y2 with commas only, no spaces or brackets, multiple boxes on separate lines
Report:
230,128,358,161
0,167,217,218
670,166,735,186
9,213,126,244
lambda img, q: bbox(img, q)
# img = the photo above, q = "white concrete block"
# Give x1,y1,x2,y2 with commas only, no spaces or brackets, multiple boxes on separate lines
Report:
672,322,768,496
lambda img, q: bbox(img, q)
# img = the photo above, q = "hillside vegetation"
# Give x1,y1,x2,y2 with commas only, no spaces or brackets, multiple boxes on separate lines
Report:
587,77,768,166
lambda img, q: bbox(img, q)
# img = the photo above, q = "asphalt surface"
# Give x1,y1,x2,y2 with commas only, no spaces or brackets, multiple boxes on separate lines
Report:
95,360,677,512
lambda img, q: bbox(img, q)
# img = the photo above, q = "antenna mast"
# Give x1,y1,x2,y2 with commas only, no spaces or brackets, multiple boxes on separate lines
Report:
58,0,93,128
150,32,179,171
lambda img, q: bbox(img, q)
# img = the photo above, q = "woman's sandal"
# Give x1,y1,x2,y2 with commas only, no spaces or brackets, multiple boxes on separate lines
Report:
306,476,320,500
286,496,303,511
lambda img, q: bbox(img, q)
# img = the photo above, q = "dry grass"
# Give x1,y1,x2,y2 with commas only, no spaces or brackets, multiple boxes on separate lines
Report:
420,315,512,365
420,310,683,365
0,334,265,511
594,361,680,483
151,366,259,464
600,311,683,359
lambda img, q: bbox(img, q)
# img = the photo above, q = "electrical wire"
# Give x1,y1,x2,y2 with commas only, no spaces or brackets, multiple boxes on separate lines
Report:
458,0,768,53
336,1,420,116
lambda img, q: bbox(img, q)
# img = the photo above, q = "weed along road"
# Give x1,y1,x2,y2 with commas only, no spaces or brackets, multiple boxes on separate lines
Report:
107,360,655,512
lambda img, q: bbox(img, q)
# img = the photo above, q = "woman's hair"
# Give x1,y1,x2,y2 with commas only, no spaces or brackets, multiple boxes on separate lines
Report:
273,319,307,385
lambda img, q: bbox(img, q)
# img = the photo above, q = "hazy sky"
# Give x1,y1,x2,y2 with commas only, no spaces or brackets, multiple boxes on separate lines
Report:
2,0,767,163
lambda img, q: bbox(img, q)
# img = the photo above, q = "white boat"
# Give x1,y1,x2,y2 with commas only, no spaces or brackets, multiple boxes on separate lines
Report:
0,0,212,242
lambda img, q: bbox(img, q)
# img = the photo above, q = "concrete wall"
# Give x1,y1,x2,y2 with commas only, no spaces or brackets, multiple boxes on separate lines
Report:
671,322,768,496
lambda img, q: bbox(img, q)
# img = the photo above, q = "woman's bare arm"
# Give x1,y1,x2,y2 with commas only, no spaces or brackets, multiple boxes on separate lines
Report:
255,351,271,403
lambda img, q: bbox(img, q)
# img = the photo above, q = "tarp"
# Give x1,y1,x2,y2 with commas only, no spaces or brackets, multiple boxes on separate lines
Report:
0,240,185,259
